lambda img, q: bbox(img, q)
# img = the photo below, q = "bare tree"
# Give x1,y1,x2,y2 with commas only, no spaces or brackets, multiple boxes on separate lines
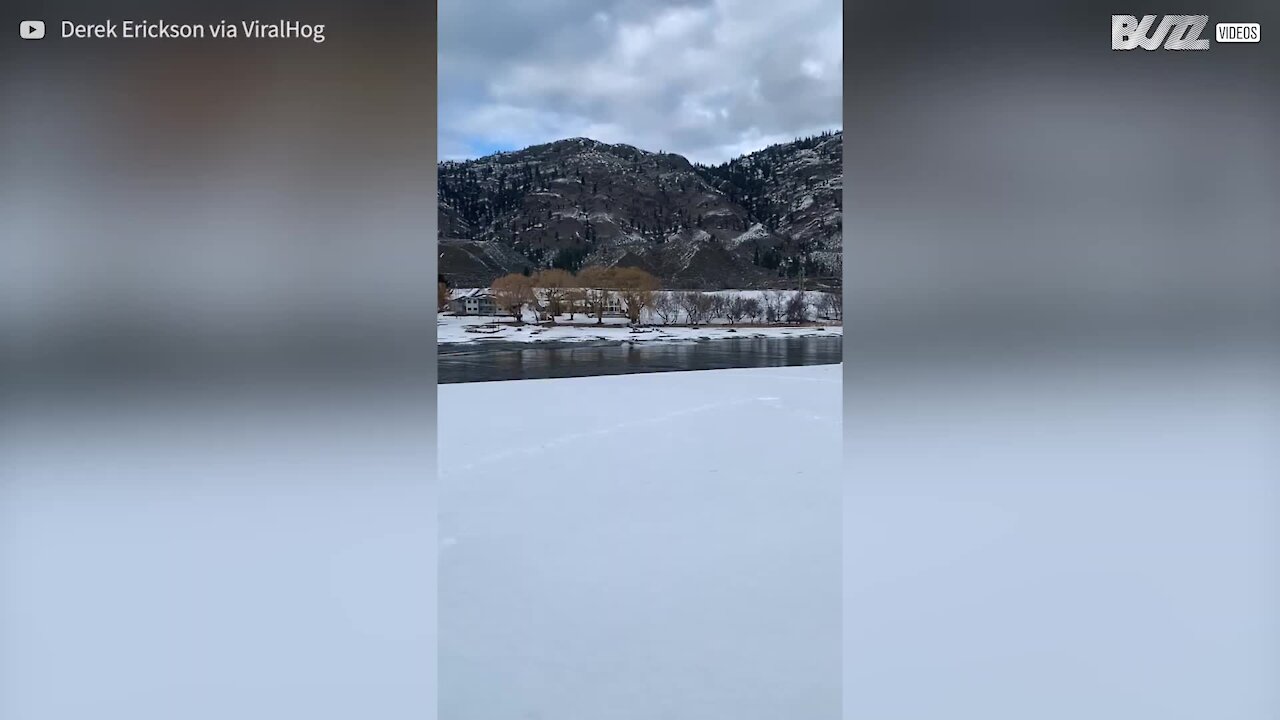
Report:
491,273,536,324
564,286,586,320
708,294,729,324
814,292,834,320
762,291,785,324
829,290,842,321
577,266,616,325
678,291,715,326
724,296,750,325
613,267,660,325
533,268,575,323
437,282,451,313
741,296,763,324
652,292,680,325
785,290,810,324
676,292,697,325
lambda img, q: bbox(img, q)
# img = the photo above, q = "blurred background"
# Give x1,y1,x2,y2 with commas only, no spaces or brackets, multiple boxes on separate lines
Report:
844,0,1279,718
3,0,1279,717
1,1,436,719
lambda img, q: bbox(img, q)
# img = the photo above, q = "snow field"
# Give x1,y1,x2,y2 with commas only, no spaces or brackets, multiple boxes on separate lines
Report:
438,365,842,720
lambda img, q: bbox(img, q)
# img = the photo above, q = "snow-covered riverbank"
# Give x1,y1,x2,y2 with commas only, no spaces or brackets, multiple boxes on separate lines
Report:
438,313,842,345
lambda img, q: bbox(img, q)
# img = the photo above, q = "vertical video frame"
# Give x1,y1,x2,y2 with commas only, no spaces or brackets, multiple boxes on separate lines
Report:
437,1,843,717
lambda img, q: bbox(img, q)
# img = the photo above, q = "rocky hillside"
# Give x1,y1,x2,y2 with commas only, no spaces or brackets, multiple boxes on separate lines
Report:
438,131,841,289
696,131,843,276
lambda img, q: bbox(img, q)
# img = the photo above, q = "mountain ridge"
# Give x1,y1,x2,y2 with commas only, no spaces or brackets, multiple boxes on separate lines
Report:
438,130,842,289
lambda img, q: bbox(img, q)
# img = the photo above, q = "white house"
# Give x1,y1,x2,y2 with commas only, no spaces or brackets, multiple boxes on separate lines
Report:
448,289,501,316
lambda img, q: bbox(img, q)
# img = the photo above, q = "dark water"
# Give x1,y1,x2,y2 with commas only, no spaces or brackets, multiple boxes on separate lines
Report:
438,335,843,383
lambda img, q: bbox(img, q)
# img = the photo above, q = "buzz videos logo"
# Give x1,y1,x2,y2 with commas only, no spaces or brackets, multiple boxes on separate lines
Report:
1112,15,1261,50
1112,15,1209,49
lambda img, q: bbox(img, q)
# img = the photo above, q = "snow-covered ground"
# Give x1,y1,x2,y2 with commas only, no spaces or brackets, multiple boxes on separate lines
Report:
438,365,842,719
845,348,1280,719
2,383,436,720
440,288,841,345
438,314,842,344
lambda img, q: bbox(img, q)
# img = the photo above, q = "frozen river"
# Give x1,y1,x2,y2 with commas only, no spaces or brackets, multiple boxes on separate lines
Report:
438,365,843,720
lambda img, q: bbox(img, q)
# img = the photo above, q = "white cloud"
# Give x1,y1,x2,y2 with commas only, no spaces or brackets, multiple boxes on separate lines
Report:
439,0,841,163
801,59,826,79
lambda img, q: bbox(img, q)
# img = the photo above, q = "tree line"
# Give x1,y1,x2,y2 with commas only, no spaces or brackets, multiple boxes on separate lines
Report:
489,267,659,326
439,267,841,326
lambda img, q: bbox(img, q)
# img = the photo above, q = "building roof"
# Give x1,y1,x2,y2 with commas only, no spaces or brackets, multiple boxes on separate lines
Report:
454,289,497,300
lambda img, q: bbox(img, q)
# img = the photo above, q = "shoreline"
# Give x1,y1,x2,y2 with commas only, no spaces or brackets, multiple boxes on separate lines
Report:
438,332,844,355
437,317,843,349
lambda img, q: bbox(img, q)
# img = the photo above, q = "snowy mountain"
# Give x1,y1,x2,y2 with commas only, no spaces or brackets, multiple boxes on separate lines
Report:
438,132,842,289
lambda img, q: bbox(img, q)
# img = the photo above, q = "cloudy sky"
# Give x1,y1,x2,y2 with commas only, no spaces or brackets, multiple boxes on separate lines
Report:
439,0,842,164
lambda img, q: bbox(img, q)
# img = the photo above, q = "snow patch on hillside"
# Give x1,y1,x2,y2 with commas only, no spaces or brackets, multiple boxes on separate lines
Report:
730,223,771,248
